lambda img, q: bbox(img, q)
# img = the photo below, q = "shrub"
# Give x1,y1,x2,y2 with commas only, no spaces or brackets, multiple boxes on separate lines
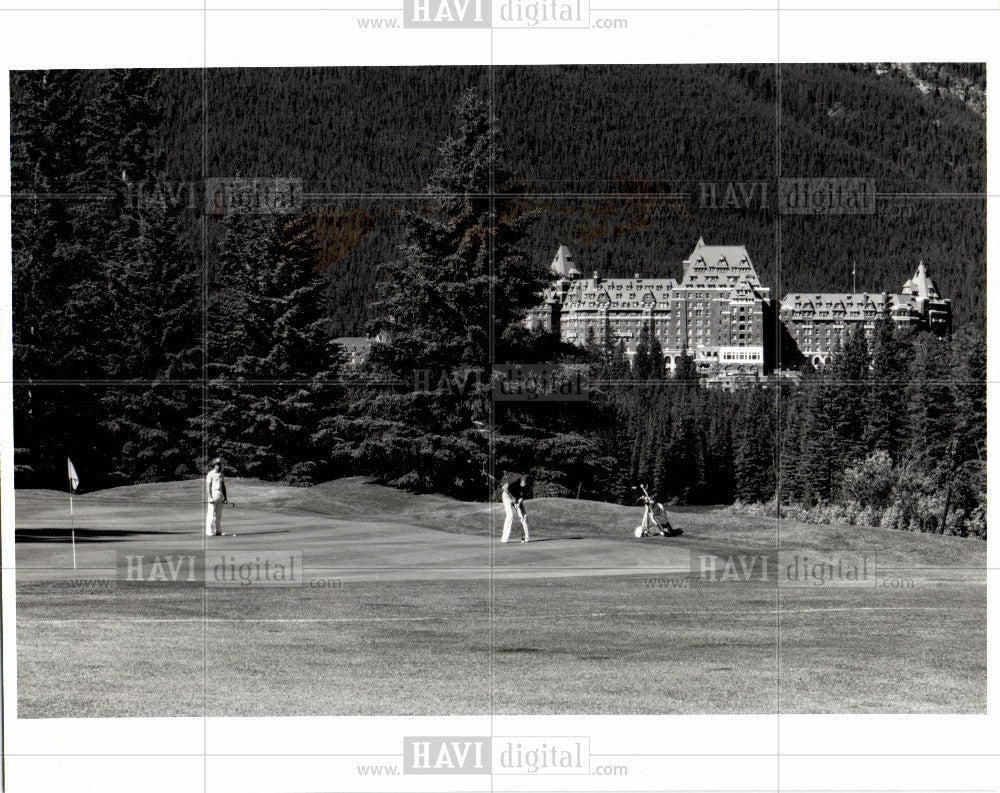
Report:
531,481,573,499
842,451,896,510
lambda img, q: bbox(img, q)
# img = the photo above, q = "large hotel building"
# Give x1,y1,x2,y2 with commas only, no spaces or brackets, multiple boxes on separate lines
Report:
527,238,951,381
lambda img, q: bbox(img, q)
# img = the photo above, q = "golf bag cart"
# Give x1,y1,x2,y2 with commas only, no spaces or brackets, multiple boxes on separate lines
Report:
632,484,682,538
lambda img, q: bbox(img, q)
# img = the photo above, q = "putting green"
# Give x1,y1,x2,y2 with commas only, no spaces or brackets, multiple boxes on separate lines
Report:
13,478,986,716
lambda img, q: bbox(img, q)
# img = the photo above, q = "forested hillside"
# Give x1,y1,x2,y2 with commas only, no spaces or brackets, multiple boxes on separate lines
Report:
10,69,986,540
136,64,985,333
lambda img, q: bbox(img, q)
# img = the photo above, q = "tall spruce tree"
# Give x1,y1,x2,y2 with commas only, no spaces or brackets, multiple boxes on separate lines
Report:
11,70,92,485
904,331,956,469
733,388,775,503
776,382,806,503
674,351,697,383
864,312,907,459
84,70,202,482
202,212,342,482
648,334,665,380
368,89,545,374
13,69,200,486
12,71,89,380
633,323,653,380
342,90,547,497
826,323,870,474
796,371,838,503
949,326,986,465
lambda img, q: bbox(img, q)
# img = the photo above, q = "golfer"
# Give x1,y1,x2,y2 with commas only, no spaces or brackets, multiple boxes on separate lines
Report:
205,457,228,536
501,475,531,543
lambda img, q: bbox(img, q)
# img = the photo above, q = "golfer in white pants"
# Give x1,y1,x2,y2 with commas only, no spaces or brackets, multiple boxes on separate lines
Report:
501,476,531,543
205,457,228,536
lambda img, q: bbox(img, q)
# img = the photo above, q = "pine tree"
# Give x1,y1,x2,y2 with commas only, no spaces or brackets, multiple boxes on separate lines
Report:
345,90,546,496
904,331,955,469
609,338,630,380
11,70,93,485
83,69,201,483
12,69,201,486
648,333,665,380
202,212,342,482
776,382,805,503
733,388,775,502
637,431,656,487
633,322,652,380
826,323,870,473
629,432,643,483
665,413,697,503
369,89,546,374
948,325,985,465
864,312,907,459
797,372,838,503
674,351,697,383
702,396,735,501
651,437,669,501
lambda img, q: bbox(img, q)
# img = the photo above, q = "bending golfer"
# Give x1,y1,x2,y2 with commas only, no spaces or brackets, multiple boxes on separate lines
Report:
205,457,228,536
501,475,531,544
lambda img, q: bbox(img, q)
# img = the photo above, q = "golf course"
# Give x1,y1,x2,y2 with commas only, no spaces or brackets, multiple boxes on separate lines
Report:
13,477,986,717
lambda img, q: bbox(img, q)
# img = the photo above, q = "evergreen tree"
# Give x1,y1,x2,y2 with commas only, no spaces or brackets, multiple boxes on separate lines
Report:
13,69,201,485
864,312,907,459
633,323,652,380
345,90,546,496
629,432,643,483
664,414,697,503
904,331,956,468
202,212,342,482
369,89,546,374
648,333,665,380
85,69,202,482
637,430,656,487
776,383,805,503
651,438,668,501
11,70,92,484
733,388,775,502
702,396,735,502
674,351,697,383
826,323,870,472
949,325,986,465
609,338,630,380
796,372,838,503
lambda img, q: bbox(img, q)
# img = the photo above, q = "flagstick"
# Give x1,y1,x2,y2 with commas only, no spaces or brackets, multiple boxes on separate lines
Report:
70,491,76,570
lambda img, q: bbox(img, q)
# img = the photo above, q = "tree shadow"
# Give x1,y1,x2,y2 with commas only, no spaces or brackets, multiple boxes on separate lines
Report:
15,528,190,543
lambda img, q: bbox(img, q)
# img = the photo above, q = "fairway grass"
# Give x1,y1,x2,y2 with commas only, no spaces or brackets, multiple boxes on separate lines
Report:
14,477,986,717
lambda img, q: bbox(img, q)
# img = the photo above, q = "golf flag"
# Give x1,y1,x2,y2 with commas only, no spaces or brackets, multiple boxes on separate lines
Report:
67,458,80,492
67,457,79,569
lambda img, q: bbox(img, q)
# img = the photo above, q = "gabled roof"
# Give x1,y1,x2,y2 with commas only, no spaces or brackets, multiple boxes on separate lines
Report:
901,260,941,299
550,244,582,278
563,276,678,308
780,292,895,317
679,240,766,293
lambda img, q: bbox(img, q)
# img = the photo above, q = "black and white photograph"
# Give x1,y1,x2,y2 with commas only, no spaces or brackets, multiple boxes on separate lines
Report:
0,7,996,793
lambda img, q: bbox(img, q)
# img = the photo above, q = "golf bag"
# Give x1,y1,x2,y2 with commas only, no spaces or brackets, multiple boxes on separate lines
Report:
633,484,682,537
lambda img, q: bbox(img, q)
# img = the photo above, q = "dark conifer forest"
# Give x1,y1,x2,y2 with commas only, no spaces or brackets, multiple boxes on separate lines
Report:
10,65,986,538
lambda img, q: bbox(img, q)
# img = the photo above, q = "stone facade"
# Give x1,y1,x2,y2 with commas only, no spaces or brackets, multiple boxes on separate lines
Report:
527,238,770,378
528,240,951,379
779,261,951,367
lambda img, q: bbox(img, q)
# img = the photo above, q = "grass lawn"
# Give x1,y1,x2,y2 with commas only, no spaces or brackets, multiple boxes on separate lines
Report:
14,477,986,717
